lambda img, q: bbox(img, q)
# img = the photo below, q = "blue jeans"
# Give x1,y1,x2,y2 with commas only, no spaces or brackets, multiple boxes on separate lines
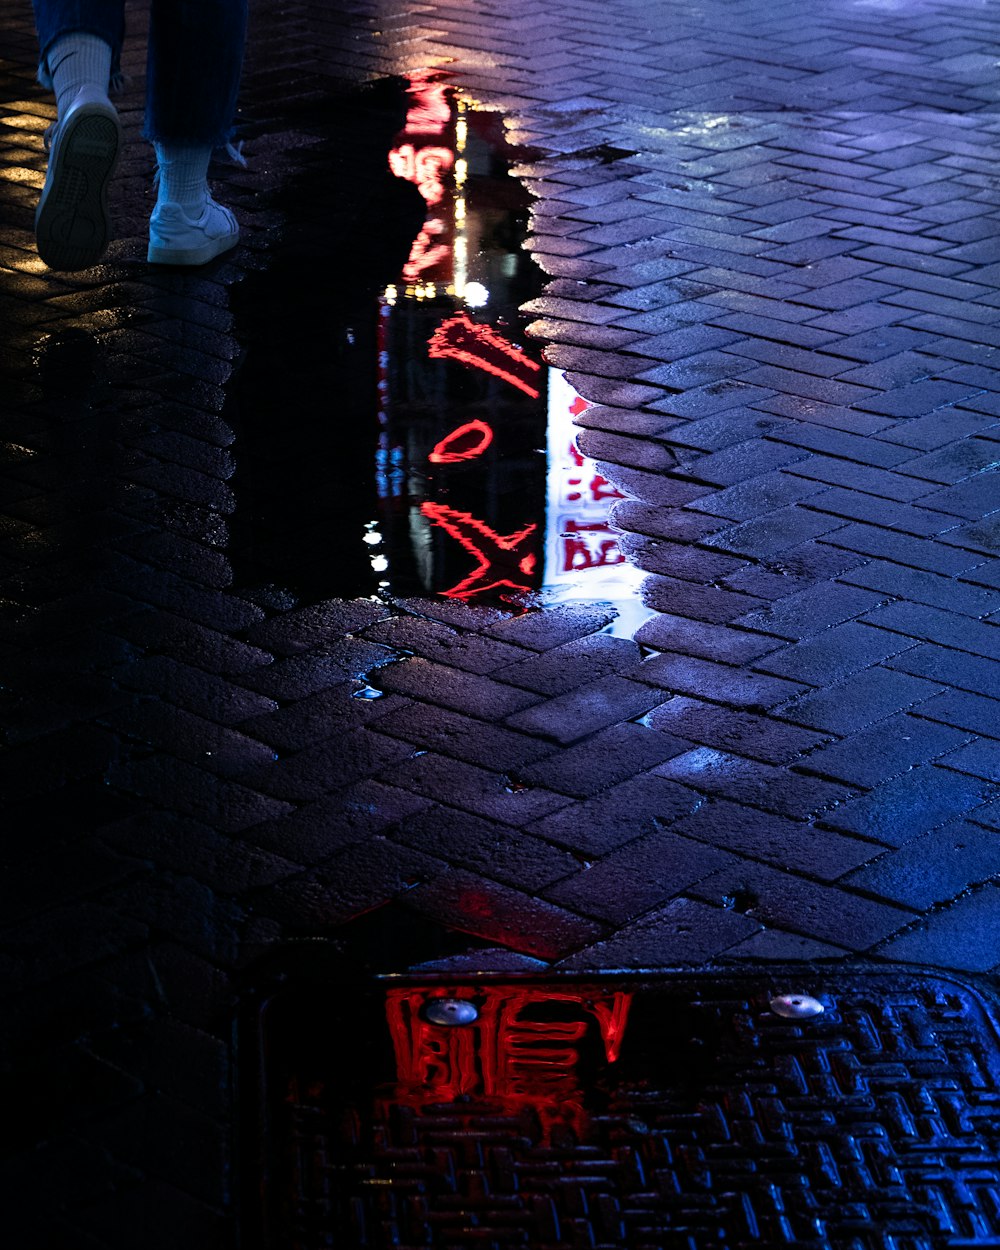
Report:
33,0,248,145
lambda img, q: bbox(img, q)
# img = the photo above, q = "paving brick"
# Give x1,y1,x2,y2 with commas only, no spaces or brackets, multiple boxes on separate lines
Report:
875,884,1000,972
505,674,665,743
238,683,408,753
480,601,619,650
685,860,914,950
374,657,540,719
840,557,1000,616
650,379,778,418
821,522,981,574
686,469,828,523
107,755,294,832
112,610,272,676
719,928,850,961
244,780,433,864
362,615,528,674
734,582,884,640
821,761,998,847
654,748,851,818
251,839,447,931
860,600,1000,659
843,820,1000,909
679,437,808,486
668,799,878,881
821,324,937,362
764,419,916,468
241,725,415,802
888,642,1000,699
390,806,581,892
643,696,827,764
0,842,140,925
525,771,701,855
4,902,149,990
899,436,1000,484
788,459,935,510
244,597,391,654
385,751,571,827
610,499,725,542
515,720,688,796
558,897,761,968
403,871,605,960
855,377,984,419
634,613,782,663
492,633,643,694
115,655,278,725
922,470,1000,520
237,642,399,700
781,665,943,736
702,505,844,560
792,276,895,311
544,825,739,923
943,514,1000,557
915,689,1000,737
941,737,1000,783
369,701,554,772
637,653,806,710
753,620,911,686
799,712,970,788
618,533,748,583
102,701,277,778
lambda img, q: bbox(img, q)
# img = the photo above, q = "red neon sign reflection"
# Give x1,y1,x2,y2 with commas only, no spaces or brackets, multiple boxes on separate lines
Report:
420,501,537,598
388,73,455,284
427,313,542,397
384,985,632,1143
429,419,494,464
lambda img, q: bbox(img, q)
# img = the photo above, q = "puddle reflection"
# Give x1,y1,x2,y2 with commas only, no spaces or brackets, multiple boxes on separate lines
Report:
233,75,644,626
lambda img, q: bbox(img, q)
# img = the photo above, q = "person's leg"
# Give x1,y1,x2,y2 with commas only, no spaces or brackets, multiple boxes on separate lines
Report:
32,1,125,270
145,0,248,265
34,0,125,100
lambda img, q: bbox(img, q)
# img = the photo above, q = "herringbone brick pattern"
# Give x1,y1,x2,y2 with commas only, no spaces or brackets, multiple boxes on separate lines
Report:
2,0,999,1244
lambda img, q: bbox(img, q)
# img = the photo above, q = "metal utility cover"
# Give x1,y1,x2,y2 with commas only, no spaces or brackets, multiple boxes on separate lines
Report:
248,968,1000,1249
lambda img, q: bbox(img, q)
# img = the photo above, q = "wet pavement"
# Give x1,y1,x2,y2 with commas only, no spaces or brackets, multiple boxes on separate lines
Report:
3,0,1000,1245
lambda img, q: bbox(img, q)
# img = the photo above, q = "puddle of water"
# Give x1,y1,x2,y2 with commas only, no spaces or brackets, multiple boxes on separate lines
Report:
230,75,648,632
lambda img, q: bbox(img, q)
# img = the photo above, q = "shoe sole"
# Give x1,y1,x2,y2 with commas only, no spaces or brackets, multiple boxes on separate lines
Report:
146,228,240,267
35,105,121,272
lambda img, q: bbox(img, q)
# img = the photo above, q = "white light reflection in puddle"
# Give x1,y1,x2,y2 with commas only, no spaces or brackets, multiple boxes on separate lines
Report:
543,369,653,640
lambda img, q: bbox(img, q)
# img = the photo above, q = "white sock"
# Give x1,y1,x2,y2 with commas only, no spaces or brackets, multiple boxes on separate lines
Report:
47,33,113,117
154,144,213,214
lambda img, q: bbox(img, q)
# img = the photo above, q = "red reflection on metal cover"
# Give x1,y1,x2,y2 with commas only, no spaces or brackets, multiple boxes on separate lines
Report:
420,501,537,599
383,985,632,1143
427,312,542,397
429,419,494,464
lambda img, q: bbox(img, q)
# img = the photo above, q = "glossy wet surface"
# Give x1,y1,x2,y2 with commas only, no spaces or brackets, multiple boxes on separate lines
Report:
229,75,642,619
254,951,1000,1249
5,0,1000,1245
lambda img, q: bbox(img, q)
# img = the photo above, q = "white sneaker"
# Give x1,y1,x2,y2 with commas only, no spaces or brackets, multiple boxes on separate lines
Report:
147,197,240,266
35,85,121,271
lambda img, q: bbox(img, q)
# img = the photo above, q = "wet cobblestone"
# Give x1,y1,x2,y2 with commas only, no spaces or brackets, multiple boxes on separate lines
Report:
4,0,1000,1243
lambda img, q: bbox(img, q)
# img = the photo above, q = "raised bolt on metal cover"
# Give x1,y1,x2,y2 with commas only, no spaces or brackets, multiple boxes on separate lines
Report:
423,998,479,1026
770,993,824,1019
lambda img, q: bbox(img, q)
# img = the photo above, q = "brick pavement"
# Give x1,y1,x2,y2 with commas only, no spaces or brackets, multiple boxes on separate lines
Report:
2,0,1000,1243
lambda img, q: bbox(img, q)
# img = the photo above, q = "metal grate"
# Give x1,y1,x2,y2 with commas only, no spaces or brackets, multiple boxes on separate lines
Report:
252,970,1000,1249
